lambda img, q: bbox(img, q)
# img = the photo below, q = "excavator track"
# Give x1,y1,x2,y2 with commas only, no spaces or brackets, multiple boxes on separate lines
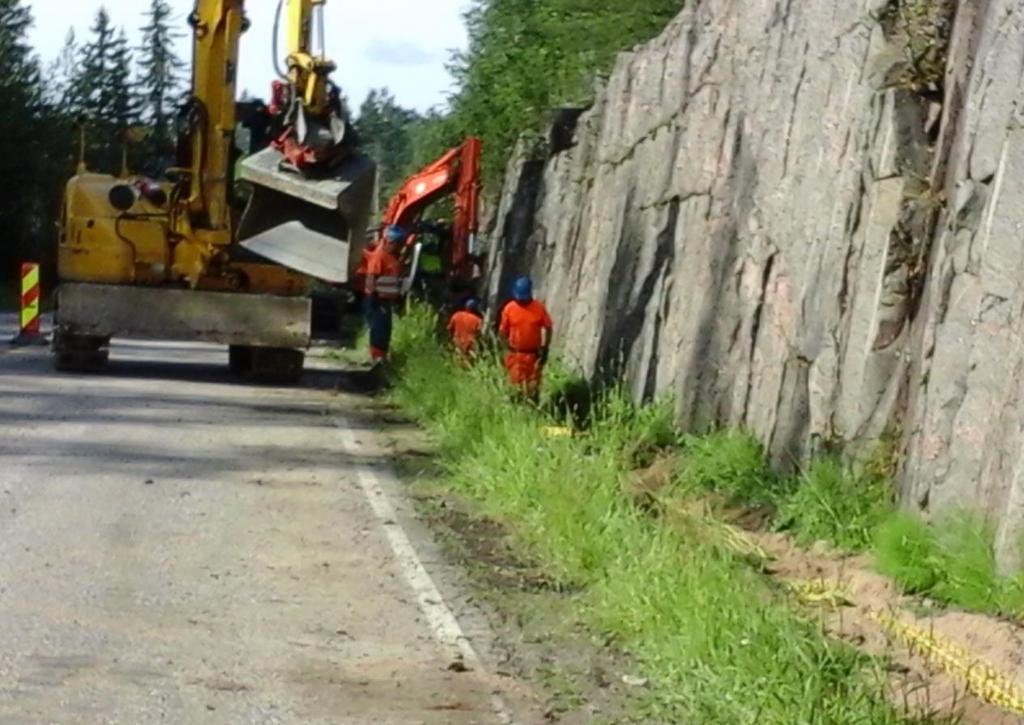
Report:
228,345,305,384
52,331,110,374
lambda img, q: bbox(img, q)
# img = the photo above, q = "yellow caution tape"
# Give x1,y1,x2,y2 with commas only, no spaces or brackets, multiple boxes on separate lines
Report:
870,610,1024,715
705,517,769,561
786,579,853,608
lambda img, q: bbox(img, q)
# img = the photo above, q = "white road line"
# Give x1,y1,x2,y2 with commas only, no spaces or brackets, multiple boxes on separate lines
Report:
336,424,515,724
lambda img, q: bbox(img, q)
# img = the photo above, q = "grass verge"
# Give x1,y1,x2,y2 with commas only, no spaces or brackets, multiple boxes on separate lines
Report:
775,454,895,553
654,417,1024,621
875,512,1024,616
389,307,921,723
667,433,1024,619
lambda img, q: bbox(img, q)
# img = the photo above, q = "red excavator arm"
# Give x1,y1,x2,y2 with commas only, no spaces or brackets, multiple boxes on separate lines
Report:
379,137,482,282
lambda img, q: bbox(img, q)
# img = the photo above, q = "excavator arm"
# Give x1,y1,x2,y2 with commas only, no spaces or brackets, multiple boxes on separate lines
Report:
165,0,246,285
166,0,373,287
285,0,336,117
236,0,376,284
380,137,483,282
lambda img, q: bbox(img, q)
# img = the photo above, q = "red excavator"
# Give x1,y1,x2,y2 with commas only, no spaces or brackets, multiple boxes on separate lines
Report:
369,137,483,292
309,138,482,336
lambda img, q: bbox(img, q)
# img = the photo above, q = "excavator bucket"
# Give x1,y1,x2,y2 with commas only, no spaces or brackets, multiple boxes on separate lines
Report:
237,148,377,284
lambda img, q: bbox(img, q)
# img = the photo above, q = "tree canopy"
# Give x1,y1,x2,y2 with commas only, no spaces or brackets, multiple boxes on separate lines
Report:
136,0,186,170
413,0,686,187
0,0,53,278
355,88,421,207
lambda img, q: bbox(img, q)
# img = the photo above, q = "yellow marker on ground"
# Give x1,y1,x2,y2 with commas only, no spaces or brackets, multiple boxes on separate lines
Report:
542,426,573,438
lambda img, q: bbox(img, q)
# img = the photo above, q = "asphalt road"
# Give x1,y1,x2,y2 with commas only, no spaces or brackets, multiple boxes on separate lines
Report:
0,322,520,724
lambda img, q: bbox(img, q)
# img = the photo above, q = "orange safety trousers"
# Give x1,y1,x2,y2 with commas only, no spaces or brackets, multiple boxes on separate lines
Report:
504,351,542,391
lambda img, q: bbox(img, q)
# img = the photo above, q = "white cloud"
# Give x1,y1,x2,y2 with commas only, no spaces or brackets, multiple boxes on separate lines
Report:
364,39,439,67
27,0,470,113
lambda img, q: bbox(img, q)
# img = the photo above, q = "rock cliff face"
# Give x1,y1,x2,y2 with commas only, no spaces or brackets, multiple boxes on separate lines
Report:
486,0,1024,567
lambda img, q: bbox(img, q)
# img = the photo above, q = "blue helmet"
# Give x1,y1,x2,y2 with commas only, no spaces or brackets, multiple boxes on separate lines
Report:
512,277,533,302
464,297,480,312
385,225,406,244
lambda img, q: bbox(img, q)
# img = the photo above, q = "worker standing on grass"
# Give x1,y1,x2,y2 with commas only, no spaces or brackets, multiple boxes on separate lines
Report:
448,297,484,364
499,277,553,401
363,225,406,365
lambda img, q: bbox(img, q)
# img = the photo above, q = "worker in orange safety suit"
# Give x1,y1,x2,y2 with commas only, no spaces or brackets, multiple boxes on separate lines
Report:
447,297,484,364
499,277,553,401
363,225,406,364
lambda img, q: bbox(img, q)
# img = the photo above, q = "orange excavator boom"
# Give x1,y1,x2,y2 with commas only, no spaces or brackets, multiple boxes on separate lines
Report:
379,137,482,281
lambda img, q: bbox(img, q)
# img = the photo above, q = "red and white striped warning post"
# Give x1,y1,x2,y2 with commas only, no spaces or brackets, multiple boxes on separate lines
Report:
11,262,46,346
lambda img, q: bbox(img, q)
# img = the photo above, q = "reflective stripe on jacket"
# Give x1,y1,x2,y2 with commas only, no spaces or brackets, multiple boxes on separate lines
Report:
366,246,404,301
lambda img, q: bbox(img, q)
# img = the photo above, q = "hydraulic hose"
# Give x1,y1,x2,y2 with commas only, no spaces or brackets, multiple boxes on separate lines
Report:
272,0,288,81
316,4,326,59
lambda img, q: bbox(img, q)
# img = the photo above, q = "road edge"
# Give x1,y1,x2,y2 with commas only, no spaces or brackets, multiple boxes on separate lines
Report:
335,421,522,724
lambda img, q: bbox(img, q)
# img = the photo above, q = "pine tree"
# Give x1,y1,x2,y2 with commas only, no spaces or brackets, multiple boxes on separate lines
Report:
0,0,53,276
0,0,41,121
356,88,420,204
46,29,78,107
136,0,185,161
108,29,138,132
72,9,140,173
73,8,115,122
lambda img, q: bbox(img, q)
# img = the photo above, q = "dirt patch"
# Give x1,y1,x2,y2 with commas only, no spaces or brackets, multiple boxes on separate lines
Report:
754,532,1024,724
415,491,653,723
621,455,679,509
424,502,572,595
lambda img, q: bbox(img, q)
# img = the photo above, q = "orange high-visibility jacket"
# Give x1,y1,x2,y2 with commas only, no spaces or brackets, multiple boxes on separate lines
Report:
448,311,483,353
365,245,403,300
353,242,378,294
499,300,553,353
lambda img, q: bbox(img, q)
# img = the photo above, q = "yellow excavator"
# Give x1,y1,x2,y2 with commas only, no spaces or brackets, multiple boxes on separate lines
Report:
54,0,376,380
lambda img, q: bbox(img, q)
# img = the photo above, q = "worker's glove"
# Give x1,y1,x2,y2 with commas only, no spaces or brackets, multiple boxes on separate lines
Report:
539,347,550,365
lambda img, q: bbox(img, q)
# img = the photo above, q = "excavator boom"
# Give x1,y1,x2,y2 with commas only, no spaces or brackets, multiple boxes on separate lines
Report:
380,137,482,282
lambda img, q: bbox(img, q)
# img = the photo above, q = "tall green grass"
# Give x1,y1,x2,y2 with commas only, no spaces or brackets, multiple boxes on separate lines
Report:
775,457,894,552
674,429,778,505
875,512,1024,616
667,434,892,553
389,307,912,723
666,426,1024,617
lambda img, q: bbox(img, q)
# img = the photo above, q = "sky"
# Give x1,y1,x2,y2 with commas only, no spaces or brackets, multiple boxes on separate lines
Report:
26,0,471,113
